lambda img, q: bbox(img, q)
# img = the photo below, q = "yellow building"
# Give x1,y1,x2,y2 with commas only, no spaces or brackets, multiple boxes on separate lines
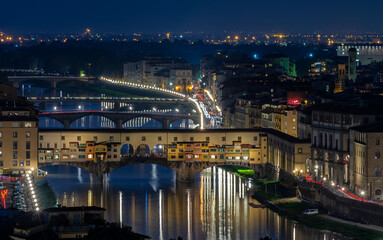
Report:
0,84,39,175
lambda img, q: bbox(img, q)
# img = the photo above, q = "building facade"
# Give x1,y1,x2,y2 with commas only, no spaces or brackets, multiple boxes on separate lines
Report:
0,84,39,174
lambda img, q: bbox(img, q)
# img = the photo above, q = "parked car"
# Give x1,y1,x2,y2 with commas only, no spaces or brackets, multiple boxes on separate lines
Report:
303,209,319,215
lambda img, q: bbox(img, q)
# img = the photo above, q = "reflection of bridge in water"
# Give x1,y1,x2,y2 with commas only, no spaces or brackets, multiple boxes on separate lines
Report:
39,158,261,182
39,110,200,129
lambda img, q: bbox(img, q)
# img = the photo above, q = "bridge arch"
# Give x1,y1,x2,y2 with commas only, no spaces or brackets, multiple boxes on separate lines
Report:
136,144,151,157
16,79,53,89
169,118,197,129
120,144,134,157
70,115,117,129
152,144,166,158
38,117,64,129
123,117,162,129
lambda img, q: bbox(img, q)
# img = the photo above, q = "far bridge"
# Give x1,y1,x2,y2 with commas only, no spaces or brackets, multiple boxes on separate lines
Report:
39,158,262,182
39,110,200,129
8,76,97,89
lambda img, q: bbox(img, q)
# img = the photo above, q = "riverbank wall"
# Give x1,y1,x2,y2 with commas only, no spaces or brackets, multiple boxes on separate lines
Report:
263,163,383,227
298,183,383,227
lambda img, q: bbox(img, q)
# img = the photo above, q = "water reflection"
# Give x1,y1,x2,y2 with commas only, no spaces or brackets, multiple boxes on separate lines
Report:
42,164,348,240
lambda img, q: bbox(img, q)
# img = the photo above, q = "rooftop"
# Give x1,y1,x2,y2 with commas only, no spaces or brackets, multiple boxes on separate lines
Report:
350,122,383,133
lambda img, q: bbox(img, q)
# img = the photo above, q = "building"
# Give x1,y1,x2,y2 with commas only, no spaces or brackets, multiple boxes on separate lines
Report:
123,56,192,90
309,98,383,186
350,123,383,200
261,104,298,138
267,129,311,175
0,84,39,175
348,48,357,82
170,68,193,93
337,45,383,65
263,52,297,77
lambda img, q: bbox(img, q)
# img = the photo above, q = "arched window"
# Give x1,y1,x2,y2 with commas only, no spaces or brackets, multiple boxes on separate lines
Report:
375,189,382,196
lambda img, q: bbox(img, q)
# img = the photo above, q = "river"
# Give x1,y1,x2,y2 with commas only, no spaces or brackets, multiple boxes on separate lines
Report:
41,165,347,240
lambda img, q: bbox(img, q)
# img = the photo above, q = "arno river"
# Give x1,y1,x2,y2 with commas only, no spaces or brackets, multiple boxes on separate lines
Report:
41,164,348,240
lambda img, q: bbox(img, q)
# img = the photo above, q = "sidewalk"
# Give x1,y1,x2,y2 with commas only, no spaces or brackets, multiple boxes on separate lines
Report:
319,214,383,232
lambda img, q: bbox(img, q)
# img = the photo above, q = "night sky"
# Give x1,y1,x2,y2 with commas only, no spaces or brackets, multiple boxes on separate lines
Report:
1,0,382,33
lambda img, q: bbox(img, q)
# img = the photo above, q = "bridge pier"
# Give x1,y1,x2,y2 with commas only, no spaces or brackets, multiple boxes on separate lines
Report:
63,120,71,129
170,161,205,182
116,120,123,129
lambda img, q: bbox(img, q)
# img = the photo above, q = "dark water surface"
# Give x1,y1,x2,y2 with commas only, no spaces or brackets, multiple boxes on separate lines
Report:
41,165,348,240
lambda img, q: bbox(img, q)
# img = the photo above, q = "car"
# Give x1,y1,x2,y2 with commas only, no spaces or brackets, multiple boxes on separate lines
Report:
303,209,319,215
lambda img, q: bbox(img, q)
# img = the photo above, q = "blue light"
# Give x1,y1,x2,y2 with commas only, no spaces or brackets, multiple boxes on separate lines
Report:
253,54,258,59
309,53,313,57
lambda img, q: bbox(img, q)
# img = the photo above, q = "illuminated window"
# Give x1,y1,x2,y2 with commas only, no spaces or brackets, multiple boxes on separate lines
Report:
24,122,32,127
88,154,93,159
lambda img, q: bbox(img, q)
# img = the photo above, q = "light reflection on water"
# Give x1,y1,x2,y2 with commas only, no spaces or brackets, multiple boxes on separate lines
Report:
41,164,349,240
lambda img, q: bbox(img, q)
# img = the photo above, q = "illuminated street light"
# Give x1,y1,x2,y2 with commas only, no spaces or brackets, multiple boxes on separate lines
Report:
54,106,57,110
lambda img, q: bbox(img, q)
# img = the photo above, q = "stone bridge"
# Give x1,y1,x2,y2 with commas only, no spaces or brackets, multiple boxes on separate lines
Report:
39,111,200,129
39,158,263,181
8,76,98,89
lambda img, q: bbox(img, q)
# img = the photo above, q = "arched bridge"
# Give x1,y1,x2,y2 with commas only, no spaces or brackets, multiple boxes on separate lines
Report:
39,158,263,182
8,76,97,89
39,110,200,129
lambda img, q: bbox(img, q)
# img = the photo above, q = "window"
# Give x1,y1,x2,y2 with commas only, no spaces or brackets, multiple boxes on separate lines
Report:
12,122,19,128
39,135,43,140
77,136,81,141
126,136,130,141
13,141,17,150
13,132,18,138
13,161,17,166
222,137,226,141
376,152,381,159
25,132,31,138
375,168,382,177
87,154,93,159
238,137,242,141
376,189,382,196
13,151,17,159
113,155,117,158
254,136,258,141
158,137,162,141
24,122,32,127
174,137,178,141
0,161,2,166
61,136,65,140
377,139,380,145
26,151,30,159
54,143,57,148
94,136,98,141
0,151,2,157
110,136,114,141
206,137,210,141
0,132,2,138
26,141,30,149
298,148,302,153
190,137,194,141
142,136,146,141
20,161,24,166
26,161,30,166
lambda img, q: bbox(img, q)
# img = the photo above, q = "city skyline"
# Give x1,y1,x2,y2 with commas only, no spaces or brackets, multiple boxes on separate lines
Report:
2,0,383,33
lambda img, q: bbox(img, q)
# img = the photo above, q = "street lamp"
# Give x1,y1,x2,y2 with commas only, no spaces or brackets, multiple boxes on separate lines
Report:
361,191,365,202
